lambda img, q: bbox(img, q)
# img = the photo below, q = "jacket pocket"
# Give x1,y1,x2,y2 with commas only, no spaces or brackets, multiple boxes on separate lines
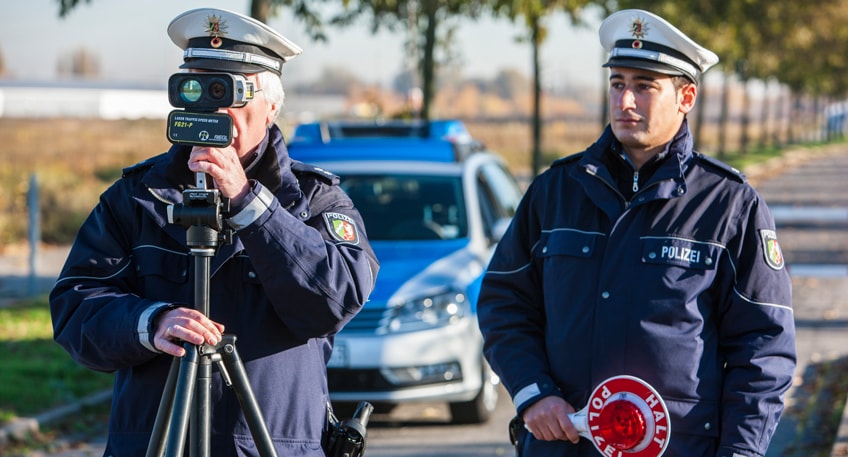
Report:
133,245,189,300
535,228,604,258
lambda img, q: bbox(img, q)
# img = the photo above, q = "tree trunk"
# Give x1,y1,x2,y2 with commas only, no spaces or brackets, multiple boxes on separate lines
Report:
739,79,750,153
600,48,609,128
250,0,271,23
718,71,731,159
420,0,438,122
693,81,706,151
531,16,542,177
758,80,771,149
788,91,799,144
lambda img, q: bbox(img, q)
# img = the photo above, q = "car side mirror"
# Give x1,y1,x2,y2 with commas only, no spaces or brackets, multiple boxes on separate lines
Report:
490,218,511,244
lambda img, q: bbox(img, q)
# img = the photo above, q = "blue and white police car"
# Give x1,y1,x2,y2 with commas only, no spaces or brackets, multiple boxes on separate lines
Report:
287,120,523,423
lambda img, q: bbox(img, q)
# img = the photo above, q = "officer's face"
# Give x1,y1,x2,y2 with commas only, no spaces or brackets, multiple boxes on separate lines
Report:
226,72,276,160
608,67,696,160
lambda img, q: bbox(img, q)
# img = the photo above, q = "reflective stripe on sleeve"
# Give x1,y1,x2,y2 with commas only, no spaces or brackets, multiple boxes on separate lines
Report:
227,185,275,230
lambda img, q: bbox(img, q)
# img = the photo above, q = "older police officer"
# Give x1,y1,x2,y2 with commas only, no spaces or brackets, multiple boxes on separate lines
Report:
478,9,795,457
50,8,378,456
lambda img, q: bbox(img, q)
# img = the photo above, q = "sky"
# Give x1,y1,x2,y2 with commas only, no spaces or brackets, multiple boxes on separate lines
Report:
0,0,606,92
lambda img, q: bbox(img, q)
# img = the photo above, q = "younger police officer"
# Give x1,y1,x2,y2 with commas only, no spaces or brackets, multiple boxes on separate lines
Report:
50,8,378,457
477,9,795,457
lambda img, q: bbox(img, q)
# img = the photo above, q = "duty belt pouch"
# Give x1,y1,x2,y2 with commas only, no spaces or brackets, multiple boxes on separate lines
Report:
508,416,524,457
322,401,374,457
322,402,338,454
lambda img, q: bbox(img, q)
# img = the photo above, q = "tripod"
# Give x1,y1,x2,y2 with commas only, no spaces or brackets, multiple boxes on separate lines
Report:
145,175,278,457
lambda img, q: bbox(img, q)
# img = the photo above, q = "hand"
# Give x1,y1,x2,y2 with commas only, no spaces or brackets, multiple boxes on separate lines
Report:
153,307,225,357
522,395,580,443
187,145,250,204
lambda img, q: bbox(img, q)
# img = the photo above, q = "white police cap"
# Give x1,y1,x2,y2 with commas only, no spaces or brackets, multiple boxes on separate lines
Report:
599,9,718,83
168,8,302,75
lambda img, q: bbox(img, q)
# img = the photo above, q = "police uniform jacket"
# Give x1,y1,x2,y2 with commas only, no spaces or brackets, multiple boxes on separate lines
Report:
478,121,795,457
50,125,379,457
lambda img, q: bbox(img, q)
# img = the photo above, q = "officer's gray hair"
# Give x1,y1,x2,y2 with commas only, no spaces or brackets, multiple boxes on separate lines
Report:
257,70,285,124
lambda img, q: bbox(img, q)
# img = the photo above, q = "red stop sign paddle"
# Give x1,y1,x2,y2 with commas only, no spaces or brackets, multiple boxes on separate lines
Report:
524,375,670,457
571,375,670,457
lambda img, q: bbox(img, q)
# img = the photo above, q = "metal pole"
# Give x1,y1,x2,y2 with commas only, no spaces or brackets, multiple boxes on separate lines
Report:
26,173,40,297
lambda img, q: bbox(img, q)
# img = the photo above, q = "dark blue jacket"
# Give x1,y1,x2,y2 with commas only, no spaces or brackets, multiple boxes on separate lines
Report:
478,123,795,457
50,125,379,457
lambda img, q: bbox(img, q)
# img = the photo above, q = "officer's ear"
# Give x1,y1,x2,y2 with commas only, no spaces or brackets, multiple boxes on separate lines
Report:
677,81,697,115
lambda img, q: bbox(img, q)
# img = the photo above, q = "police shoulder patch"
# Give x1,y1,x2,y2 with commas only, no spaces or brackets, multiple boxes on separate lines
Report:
323,212,360,245
759,229,785,270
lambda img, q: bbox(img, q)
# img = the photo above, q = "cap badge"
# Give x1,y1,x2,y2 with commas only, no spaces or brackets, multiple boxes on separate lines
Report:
204,14,228,48
629,16,648,49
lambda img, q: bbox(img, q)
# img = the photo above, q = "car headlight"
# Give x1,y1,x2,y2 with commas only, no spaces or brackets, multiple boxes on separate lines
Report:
382,291,469,334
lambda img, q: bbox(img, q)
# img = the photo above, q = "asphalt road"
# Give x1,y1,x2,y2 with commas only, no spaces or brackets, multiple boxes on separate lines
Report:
4,144,848,457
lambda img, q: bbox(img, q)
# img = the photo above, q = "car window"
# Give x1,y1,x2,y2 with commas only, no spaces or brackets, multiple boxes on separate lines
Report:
479,162,522,217
339,174,467,241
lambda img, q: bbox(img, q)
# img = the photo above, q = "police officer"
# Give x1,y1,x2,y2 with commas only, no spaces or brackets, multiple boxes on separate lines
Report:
50,8,378,457
477,9,795,457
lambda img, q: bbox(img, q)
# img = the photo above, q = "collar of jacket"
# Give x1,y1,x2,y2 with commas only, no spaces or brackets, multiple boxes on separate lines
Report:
581,119,693,201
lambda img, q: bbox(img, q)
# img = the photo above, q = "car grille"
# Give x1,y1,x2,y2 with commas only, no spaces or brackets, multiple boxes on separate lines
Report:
328,369,395,391
327,368,463,391
342,306,390,332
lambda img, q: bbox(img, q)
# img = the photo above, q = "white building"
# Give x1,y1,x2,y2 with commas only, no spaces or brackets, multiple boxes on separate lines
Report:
0,80,346,121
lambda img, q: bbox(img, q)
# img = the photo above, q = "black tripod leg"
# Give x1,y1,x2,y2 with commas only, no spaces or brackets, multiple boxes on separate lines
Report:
164,342,200,457
219,335,279,457
146,357,181,457
191,349,213,457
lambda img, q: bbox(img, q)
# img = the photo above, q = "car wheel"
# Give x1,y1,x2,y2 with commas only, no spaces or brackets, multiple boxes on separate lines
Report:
449,360,499,424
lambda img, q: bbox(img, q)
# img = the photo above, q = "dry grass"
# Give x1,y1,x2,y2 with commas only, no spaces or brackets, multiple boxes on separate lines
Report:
0,117,601,247
0,114,825,248
0,118,171,248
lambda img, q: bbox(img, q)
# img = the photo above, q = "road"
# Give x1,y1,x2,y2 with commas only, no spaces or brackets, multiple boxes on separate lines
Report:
5,145,848,457
356,395,515,457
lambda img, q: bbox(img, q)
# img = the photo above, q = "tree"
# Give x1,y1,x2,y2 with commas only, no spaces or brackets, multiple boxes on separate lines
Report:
57,47,100,79
489,0,591,175
304,65,364,95
492,68,530,100
328,0,486,121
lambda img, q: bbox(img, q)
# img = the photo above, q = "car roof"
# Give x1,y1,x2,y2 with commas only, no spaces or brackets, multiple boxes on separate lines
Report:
301,160,464,176
287,119,488,164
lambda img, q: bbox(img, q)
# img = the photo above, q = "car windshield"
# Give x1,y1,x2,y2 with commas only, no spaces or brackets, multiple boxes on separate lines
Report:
339,174,467,241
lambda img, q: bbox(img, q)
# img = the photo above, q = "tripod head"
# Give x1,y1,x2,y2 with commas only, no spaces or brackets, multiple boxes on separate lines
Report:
167,173,234,248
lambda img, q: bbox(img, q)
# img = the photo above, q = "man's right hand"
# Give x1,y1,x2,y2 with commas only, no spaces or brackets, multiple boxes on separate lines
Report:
153,307,225,357
522,395,581,443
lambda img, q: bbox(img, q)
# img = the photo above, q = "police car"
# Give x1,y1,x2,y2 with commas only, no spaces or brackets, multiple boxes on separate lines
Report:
287,119,523,423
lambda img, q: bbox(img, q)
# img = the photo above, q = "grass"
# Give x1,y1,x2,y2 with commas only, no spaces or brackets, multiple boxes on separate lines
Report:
0,297,114,424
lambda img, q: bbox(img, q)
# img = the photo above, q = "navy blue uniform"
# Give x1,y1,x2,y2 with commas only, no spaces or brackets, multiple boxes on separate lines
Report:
50,125,379,457
478,123,795,457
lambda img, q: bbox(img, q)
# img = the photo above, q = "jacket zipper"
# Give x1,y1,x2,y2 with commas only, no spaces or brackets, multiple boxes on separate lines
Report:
632,171,639,193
